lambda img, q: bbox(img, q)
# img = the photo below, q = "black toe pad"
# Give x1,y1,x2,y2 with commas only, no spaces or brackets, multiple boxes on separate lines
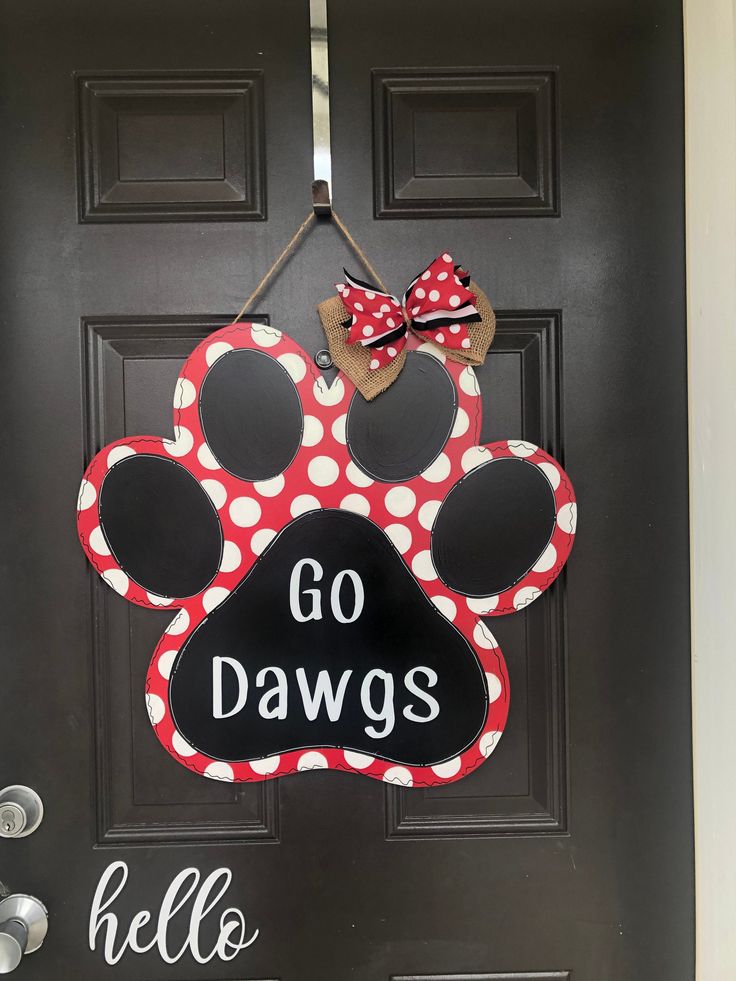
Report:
199,348,303,481
99,454,222,598
432,457,556,597
347,352,456,482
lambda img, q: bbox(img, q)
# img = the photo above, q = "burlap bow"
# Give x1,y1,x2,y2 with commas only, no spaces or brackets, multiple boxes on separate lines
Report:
318,252,496,400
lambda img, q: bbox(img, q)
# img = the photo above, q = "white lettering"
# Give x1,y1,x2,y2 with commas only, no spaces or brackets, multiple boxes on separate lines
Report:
296,667,353,721
330,569,364,623
89,861,130,965
289,559,366,624
289,558,324,621
208,663,441,733
89,862,258,967
403,666,440,722
157,869,200,963
216,905,250,961
256,666,288,719
360,669,395,738
127,910,155,955
212,656,248,719
188,868,238,964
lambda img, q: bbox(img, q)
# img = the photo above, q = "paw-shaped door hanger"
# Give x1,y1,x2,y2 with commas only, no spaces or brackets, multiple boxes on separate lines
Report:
77,323,576,787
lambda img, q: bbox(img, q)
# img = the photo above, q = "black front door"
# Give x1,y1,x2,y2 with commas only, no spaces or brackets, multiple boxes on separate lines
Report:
0,1,693,978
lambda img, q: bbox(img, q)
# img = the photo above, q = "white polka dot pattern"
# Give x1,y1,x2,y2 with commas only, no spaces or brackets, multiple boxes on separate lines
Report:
385,486,416,517
102,568,129,595
331,414,347,444
431,757,461,779
416,341,446,362
383,766,413,787
533,542,557,573
473,621,498,649
411,550,437,582
431,595,457,621
254,474,285,497
461,446,491,472
480,731,501,757
277,352,306,382
157,650,177,680
298,751,328,771
164,426,193,458
308,455,339,487
418,499,442,530
76,320,576,787
197,442,220,470
107,445,136,467
451,407,470,438
203,586,229,613
89,525,110,555
204,761,235,781
205,341,233,366
147,592,173,607
290,494,321,517
466,595,499,615
340,493,370,516
229,497,262,527
146,693,165,726
77,479,97,511
174,377,196,410
201,479,227,509
385,523,412,554
249,755,281,775
538,461,561,490
172,731,197,757
557,502,577,535
166,610,190,635
513,585,541,610
421,452,451,483
250,528,277,555
220,540,242,573
251,325,282,348
313,376,345,406
459,367,479,396
508,439,538,458
485,673,503,704
345,460,373,487
302,415,324,447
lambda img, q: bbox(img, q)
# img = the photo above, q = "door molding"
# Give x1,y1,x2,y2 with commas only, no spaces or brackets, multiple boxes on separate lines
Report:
684,0,736,977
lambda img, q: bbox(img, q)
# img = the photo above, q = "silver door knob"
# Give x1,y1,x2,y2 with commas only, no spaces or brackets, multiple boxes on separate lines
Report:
0,896,48,973
0,788,43,839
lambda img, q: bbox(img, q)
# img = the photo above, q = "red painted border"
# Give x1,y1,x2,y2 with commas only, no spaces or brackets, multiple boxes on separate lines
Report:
77,324,576,787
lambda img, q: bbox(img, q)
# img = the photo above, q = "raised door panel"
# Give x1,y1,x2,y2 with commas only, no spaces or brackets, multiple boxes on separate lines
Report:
387,315,568,836
77,72,266,222
83,316,279,843
373,70,558,218
392,974,571,981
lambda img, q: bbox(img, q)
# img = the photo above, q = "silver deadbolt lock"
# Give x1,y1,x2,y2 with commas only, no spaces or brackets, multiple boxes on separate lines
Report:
0,895,48,973
0,789,43,839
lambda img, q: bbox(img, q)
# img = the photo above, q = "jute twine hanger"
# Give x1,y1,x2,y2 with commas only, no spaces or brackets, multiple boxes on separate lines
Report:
234,1,493,401
233,211,388,323
232,210,496,401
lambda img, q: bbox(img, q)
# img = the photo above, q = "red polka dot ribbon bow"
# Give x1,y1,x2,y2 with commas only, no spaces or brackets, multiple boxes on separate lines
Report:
336,253,481,371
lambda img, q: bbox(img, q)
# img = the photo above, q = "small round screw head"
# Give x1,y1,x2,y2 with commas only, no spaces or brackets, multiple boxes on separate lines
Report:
314,349,333,370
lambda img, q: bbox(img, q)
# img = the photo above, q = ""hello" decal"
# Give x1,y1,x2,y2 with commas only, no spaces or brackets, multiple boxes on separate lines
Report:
89,861,258,966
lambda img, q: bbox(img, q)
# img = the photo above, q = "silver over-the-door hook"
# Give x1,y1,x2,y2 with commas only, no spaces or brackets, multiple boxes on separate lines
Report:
309,0,332,214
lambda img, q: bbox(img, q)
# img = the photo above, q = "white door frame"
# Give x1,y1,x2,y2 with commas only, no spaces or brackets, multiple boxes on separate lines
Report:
684,0,736,977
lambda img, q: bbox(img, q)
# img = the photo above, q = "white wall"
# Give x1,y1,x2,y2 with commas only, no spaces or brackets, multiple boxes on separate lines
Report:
683,0,736,976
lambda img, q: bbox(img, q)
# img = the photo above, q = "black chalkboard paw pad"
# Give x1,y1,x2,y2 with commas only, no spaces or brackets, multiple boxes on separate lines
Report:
77,324,577,786
168,508,491,773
